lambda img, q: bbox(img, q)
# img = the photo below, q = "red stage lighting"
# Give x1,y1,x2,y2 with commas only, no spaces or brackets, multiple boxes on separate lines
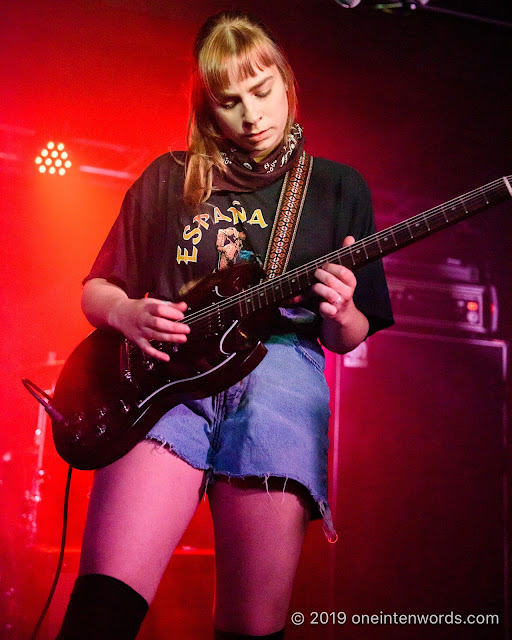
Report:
35,142,72,175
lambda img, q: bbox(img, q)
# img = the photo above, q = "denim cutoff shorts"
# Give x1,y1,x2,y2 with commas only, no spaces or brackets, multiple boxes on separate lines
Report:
145,332,336,540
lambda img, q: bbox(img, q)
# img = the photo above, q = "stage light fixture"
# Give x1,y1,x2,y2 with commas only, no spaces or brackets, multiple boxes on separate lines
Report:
35,142,72,176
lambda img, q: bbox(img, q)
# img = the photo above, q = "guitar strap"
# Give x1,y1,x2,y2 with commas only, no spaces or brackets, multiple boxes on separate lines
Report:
263,151,313,279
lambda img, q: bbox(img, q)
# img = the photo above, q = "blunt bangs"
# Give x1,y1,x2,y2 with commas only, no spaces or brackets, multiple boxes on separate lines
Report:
198,33,287,100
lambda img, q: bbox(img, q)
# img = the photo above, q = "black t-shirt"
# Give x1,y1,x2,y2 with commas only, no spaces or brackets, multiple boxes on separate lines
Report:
85,152,394,339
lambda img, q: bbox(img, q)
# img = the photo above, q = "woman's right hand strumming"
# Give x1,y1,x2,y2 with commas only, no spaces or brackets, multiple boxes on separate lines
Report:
82,278,190,362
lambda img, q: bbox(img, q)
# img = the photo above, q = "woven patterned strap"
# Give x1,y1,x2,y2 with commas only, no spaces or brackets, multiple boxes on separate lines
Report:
263,151,313,279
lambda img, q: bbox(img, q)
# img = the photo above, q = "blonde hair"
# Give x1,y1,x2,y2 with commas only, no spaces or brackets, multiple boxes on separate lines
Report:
184,11,298,208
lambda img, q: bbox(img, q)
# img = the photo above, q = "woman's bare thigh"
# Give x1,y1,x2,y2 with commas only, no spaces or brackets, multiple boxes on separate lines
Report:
79,440,205,603
208,476,311,635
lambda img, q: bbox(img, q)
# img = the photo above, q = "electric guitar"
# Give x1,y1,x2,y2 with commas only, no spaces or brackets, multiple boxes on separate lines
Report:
23,176,512,470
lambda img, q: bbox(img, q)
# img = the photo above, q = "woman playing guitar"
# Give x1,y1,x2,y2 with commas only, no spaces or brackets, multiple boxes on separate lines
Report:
56,11,393,639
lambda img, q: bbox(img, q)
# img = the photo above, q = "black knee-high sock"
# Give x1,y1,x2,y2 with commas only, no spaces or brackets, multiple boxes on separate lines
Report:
56,573,148,640
214,630,285,639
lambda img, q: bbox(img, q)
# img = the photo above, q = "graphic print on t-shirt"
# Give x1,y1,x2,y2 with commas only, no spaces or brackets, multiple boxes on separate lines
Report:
176,199,269,267
216,226,245,270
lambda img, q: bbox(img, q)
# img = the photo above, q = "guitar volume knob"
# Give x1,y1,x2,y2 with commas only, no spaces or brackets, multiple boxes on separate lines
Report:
95,424,107,437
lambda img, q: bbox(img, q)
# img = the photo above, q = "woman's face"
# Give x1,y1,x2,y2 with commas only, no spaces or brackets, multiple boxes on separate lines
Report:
208,64,289,161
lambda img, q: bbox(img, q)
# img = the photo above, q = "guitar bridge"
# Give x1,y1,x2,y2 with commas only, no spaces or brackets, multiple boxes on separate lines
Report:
120,339,134,384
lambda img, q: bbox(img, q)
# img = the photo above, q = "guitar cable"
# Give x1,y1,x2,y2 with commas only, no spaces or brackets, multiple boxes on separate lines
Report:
22,378,67,426
28,463,73,640
21,378,74,636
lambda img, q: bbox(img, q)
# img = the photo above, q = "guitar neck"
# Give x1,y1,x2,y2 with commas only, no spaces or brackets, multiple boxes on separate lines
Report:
188,175,512,326
259,175,512,302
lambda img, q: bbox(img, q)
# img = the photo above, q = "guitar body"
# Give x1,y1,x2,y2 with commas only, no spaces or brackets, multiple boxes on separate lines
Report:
52,262,271,470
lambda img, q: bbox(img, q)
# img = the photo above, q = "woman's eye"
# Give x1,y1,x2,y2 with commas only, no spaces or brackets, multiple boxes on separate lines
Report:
220,101,236,110
256,90,270,99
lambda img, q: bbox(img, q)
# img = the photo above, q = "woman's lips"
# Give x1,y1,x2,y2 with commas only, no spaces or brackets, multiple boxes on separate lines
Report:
245,129,269,142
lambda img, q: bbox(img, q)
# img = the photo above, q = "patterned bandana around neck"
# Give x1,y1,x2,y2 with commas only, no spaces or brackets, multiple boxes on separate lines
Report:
212,123,305,193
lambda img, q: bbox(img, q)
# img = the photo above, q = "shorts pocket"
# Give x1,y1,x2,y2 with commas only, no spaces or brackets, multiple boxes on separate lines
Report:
291,334,325,374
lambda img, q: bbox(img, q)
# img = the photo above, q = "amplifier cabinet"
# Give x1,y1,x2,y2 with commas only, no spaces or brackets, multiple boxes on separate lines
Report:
293,331,509,640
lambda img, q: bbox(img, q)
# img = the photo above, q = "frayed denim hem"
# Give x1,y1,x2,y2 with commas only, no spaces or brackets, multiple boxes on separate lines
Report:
145,437,338,543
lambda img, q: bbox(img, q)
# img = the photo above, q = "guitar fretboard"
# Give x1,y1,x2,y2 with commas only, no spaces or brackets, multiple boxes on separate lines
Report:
184,175,512,331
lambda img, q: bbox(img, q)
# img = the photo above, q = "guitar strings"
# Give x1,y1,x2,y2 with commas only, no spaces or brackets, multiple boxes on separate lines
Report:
181,177,509,330
182,177,508,329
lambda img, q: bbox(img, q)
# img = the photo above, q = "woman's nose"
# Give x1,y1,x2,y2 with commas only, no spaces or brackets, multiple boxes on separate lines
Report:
242,99,261,125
